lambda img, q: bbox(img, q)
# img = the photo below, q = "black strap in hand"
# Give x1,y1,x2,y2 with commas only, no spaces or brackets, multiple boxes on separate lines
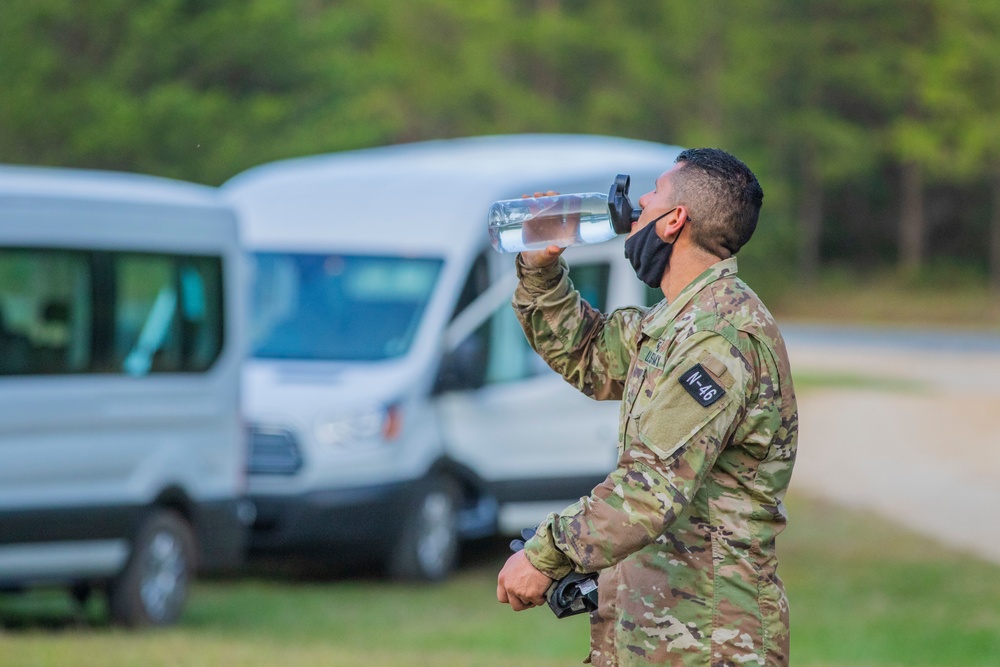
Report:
509,527,599,619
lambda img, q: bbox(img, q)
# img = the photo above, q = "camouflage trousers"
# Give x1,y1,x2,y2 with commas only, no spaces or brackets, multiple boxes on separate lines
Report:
584,553,790,666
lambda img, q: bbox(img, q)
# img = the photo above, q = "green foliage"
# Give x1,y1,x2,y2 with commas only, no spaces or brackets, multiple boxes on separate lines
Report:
2,0,1000,285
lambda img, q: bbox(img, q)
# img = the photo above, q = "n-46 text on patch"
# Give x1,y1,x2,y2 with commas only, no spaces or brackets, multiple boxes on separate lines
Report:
679,364,725,407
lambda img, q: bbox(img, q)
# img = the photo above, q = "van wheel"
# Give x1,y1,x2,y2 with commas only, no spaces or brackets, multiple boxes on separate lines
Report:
389,476,460,582
107,509,196,627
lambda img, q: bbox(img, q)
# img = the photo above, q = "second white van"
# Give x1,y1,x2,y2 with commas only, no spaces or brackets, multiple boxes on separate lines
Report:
222,134,680,580
0,165,247,625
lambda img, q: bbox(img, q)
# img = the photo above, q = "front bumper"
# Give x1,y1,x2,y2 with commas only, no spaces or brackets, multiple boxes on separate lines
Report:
246,480,419,553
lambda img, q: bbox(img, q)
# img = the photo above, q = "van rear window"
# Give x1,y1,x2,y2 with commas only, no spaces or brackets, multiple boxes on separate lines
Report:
250,252,443,361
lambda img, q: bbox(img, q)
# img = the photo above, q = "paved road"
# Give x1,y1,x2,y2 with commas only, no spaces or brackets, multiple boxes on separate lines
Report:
782,323,1000,564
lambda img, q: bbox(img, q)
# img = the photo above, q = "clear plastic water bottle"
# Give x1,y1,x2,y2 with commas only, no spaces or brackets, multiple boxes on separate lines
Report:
488,175,640,254
489,193,615,253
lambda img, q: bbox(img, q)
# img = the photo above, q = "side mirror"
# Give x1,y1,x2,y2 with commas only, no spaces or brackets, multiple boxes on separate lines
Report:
434,336,487,393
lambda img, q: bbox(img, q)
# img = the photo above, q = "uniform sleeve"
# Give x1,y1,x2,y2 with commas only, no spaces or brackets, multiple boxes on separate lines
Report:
513,254,645,401
522,331,751,579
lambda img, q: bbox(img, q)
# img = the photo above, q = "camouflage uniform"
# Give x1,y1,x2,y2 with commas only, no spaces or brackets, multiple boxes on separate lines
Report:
514,255,798,666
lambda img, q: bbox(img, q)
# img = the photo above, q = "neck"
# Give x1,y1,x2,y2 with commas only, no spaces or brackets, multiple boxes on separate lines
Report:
659,246,722,302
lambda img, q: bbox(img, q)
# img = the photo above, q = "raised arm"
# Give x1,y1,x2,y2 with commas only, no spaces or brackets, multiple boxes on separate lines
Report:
513,252,644,401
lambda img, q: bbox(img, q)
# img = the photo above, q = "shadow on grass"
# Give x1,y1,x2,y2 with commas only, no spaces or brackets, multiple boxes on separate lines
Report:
0,585,109,631
212,533,513,584
0,535,516,631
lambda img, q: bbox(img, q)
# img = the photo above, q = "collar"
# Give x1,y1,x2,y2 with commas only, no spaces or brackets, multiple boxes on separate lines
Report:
641,256,739,339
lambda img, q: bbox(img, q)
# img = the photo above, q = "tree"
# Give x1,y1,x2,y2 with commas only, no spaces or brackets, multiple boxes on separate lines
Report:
921,0,1000,290
0,0,389,184
755,0,885,282
878,0,941,275
1,0,998,290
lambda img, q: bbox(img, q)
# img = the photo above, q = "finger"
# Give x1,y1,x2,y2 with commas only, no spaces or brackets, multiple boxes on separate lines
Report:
497,581,510,604
508,594,531,612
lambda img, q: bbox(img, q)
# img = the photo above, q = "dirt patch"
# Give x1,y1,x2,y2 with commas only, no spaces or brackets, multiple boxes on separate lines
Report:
786,336,1000,564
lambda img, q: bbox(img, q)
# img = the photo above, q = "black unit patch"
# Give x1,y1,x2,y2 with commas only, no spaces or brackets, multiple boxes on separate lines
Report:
679,364,725,407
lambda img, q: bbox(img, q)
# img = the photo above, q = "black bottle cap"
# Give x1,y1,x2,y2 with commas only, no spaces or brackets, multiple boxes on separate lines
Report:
608,174,640,235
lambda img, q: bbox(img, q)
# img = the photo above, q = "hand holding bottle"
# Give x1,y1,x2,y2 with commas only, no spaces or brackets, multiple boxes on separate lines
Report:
518,191,566,268
520,244,564,268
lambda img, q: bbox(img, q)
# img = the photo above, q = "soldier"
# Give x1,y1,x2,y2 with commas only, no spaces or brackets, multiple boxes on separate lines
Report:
496,148,798,666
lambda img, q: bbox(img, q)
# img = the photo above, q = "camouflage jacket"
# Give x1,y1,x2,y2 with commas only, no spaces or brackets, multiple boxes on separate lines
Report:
514,255,798,666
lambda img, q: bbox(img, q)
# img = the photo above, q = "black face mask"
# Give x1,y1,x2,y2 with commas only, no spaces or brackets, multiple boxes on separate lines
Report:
624,208,676,289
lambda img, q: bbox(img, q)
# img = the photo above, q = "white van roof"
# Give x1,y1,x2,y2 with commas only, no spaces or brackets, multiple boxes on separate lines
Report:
0,165,238,253
0,164,222,208
222,134,682,261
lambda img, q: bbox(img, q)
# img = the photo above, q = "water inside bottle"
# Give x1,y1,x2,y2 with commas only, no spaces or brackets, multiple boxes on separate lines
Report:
489,195,613,253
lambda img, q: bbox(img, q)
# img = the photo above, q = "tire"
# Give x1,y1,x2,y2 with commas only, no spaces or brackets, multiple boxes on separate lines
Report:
388,475,461,582
107,509,196,627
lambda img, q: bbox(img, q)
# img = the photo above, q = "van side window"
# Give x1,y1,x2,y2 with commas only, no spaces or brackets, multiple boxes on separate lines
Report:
451,252,490,319
113,253,224,376
178,257,225,371
485,261,611,384
0,248,224,376
568,262,611,312
0,248,91,375
437,252,491,391
486,306,532,383
116,254,182,375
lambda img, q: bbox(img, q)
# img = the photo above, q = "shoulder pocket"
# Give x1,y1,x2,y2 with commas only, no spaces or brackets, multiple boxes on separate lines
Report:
635,350,736,460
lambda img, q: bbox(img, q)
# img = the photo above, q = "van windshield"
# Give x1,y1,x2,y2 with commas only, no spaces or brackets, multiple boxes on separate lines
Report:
250,252,443,361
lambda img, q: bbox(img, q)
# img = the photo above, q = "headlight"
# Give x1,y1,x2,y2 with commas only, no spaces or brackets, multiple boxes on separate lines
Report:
313,405,401,447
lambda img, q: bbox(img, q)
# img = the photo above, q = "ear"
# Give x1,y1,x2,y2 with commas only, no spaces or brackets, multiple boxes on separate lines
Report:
656,205,689,243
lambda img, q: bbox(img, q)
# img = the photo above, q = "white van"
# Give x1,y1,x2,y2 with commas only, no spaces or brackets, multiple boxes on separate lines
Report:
0,166,247,625
222,135,680,580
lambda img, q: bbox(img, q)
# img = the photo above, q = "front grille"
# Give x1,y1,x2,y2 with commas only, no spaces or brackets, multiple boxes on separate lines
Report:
247,427,303,475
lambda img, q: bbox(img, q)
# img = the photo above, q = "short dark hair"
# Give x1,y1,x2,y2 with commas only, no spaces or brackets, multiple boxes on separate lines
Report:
671,148,763,258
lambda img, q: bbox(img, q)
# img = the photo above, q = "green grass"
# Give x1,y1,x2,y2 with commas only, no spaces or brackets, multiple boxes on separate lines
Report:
780,498,1000,666
761,268,1000,331
3,494,1000,666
